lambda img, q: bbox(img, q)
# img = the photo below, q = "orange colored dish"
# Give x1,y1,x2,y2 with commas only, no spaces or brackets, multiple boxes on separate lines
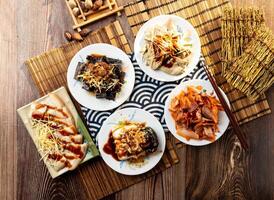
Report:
169,85,223,141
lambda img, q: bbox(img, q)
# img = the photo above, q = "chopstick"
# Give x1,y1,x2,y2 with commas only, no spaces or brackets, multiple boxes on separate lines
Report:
203,64,249,150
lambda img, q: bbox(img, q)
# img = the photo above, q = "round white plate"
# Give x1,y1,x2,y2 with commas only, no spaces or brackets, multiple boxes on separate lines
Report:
164,79,230,146
134,15,201,82
97,108,166,175
67,43,135,111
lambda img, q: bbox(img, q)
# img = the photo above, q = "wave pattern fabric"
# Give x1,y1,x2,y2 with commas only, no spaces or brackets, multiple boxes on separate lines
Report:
81,54,207,142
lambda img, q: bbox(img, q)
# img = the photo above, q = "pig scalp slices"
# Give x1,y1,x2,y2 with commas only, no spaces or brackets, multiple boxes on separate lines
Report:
169,85,223,141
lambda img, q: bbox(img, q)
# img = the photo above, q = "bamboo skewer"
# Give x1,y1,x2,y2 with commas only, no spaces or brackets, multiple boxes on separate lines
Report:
203,65,249,150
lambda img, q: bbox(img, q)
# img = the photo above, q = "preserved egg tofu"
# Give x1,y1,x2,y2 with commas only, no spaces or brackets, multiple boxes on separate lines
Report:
104,121,160,162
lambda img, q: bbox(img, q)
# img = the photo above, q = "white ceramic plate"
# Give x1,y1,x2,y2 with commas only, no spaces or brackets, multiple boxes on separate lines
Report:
134,15,201,82
164,79,230,146
67,43,135,111
97,108,166,175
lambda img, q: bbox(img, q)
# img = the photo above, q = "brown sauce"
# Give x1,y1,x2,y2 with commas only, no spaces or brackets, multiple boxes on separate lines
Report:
162,56,176,68
49,124,60,130
48,153,63,161
63,144,84,158
47,135,54,140
32,104,73,133
71,138,81,144
58,129,72,136
51,118,70,127
47,153,73,168
103,131,119,161
35,104,48,109
152,44,176,68
64,160,72,168
35,103,69,118
48,107,68,118
64,154,78,160
32,113,43,120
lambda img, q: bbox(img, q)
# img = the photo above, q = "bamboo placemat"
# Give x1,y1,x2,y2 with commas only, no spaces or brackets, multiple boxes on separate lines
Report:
224,25,274,101
221,7,265,76
25,20,179,200
124,0,271,133
26,21,131,95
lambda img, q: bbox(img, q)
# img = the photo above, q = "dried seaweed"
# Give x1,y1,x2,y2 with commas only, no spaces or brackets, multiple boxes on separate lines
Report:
221,7,265,74
224,25,274,101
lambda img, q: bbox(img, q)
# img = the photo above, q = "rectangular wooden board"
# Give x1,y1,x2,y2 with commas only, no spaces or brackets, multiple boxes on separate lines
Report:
17,86,99,178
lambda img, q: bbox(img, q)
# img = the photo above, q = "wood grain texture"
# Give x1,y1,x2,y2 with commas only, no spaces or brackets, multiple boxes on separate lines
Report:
0,0,273,199
0,0,17,199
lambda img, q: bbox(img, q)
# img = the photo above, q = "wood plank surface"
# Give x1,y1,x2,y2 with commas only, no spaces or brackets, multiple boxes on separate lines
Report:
0,0,273,199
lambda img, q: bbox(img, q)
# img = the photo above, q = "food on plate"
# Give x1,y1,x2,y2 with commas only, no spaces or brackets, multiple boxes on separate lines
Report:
169,85,223,141
74,54,125,100
103,121,159,162
141,19,192,75
30,93,87,172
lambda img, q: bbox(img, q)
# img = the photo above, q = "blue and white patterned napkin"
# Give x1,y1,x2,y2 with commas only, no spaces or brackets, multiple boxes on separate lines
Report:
81,54,208,142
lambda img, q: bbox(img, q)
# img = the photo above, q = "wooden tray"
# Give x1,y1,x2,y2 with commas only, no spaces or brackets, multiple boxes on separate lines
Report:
64,0,123,31
17,86,99,178
25,20,179,200
124,0,271,147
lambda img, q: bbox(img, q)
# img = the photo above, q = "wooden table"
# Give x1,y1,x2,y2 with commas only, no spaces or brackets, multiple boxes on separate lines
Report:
1,0,273,199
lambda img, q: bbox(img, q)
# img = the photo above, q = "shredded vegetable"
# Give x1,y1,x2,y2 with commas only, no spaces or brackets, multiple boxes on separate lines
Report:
31,119,64,161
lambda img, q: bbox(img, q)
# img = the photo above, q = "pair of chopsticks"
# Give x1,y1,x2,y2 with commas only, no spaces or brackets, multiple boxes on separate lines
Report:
203,65,249,150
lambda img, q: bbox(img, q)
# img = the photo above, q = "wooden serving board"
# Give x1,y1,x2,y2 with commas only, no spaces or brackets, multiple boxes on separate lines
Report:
17,87,99,178
25,20,179,200
124,0,271,147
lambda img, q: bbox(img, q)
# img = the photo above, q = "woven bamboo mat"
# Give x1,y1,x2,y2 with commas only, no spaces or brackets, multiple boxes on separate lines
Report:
124,0,271,135
25,20,179,200
221,7,265,76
